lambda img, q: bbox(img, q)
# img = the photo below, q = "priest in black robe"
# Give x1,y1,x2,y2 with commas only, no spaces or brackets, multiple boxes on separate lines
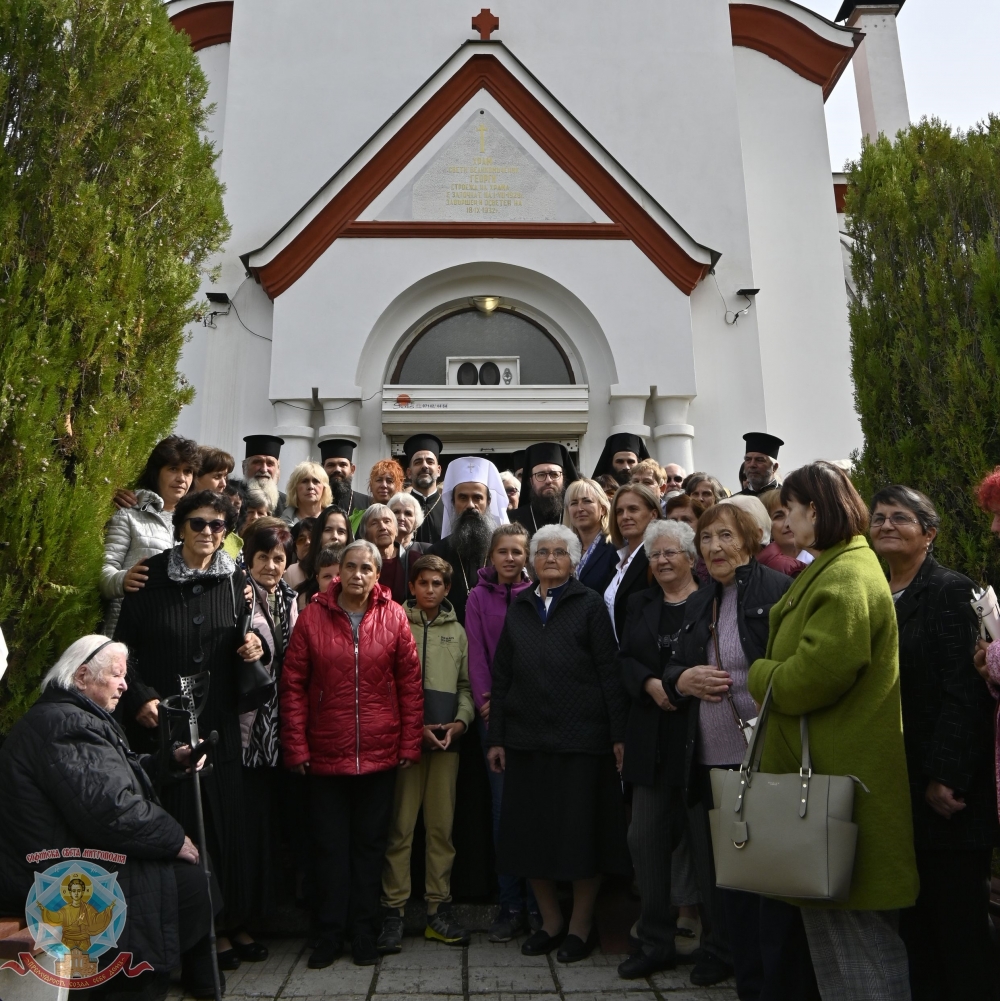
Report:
590,431,650,485
319,438,370,531
404,433,445,544
508,441,579,536
739,431,784,496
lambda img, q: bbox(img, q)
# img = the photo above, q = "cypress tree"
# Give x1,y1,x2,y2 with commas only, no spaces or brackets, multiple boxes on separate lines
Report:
0,0,228,727
849,117,1000,584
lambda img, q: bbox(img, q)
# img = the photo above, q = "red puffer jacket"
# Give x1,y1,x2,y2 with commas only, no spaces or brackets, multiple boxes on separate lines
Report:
279,582,423,775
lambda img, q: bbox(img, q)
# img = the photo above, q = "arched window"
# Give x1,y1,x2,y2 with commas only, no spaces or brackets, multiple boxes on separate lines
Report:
390,307,575,385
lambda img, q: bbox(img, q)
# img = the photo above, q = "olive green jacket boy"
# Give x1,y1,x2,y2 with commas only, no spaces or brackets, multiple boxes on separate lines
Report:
405,599,475,738
748,536,919,911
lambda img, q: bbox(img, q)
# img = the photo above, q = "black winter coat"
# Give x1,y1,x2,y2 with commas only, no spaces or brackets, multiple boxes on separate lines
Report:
617,584,694,787
663,559,791,802
489,577,629,753
113,548,251,925
895,555,999,850
0,687,187,971
426,534,481,625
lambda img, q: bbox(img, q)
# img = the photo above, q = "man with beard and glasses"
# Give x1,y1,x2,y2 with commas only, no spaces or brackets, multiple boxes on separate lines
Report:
738,431,783,497
509,442,580,536
591,432,650,486
405,434,445,545
427,457,509,626
241,434,286,513
319,439,370,532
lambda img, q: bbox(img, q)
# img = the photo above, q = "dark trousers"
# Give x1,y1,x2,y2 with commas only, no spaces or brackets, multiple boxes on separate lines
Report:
310,770,397,942
901,847,997,1001
722,889,820,1001
174,859,223,988
478,717,525,913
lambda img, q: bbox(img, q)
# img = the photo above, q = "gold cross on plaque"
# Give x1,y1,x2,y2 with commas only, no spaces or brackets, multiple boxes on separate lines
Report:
476,121,488,152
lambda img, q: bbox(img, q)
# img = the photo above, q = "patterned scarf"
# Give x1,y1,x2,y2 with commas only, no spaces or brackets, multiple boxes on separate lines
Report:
167,544,236,584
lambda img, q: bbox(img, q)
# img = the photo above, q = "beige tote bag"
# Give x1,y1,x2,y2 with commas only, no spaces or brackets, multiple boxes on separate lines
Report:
708,684,864,902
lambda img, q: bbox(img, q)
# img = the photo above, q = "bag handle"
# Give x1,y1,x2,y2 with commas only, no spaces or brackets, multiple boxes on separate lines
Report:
710,599,749,746
734,682,812,817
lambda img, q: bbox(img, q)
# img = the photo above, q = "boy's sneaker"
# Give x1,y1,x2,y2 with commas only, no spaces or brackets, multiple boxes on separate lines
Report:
425,907,471,946
377,914,405,954
488,907,527,943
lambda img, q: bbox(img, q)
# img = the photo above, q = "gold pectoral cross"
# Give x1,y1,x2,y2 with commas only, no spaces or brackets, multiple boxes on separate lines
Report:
476,121,488,152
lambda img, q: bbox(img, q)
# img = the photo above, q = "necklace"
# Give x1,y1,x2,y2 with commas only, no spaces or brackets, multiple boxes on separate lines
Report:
457,546,487,594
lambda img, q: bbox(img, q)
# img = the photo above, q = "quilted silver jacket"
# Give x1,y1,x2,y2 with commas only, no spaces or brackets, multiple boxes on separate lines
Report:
100,488,175,635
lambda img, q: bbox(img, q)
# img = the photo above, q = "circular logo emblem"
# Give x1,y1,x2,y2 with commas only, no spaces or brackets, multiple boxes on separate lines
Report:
26,860,127,961
395,393,412,407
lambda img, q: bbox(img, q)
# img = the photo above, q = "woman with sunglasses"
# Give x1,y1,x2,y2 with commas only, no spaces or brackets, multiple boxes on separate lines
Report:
114,489,268,972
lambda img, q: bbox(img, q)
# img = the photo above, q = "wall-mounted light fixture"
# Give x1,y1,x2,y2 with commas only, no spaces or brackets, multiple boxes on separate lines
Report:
472,295,501,314
203,291,231,328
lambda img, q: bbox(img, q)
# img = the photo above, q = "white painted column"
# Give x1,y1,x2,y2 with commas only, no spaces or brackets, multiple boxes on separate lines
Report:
272,400,315,491
652,393,695,472
317,393,363,450
848,5,910,142
608,384,651,437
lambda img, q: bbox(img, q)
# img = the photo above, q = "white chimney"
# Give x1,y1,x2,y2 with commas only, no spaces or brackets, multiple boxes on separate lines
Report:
845,4,910,143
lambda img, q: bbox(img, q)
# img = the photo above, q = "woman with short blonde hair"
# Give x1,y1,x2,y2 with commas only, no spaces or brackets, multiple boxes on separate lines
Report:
282,462,332,525
563,479,617,595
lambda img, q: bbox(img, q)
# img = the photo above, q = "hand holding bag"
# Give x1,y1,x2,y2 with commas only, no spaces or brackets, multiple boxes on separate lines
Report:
232,578,275,713
708,683,864,901
971,586,1000,641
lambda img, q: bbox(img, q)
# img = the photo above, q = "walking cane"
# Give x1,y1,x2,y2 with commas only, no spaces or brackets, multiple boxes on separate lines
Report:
159,672,222,1001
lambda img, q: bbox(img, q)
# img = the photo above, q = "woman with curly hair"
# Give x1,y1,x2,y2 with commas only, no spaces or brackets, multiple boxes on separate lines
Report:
368,459,405,506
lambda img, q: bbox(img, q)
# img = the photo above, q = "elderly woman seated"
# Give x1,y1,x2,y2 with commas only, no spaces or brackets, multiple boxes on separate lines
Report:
487,524,630,964
0,636,221,999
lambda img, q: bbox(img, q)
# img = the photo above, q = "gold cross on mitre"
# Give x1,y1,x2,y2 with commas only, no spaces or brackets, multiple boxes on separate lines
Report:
466,459,480,476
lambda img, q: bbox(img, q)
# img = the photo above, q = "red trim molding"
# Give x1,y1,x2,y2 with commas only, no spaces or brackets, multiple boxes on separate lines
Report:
730,4,860,101
252,54,712,298
340,221,628,239
833,182,848,213
170,2,233,52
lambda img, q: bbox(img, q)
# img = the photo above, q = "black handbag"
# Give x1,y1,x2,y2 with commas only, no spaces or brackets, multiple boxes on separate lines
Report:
233,577,275,712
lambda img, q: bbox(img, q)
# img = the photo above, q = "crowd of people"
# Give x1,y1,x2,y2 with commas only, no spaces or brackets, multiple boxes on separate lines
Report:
1,425,999,1001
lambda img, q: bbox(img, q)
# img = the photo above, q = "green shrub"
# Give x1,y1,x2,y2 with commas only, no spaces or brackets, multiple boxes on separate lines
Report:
0,0,228,728
849,117,1000,584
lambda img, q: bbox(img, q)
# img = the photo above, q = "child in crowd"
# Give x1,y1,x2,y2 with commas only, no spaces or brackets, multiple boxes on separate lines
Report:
296,546,341,611
464,523,537,942
283,517,316,589
378,555,474,953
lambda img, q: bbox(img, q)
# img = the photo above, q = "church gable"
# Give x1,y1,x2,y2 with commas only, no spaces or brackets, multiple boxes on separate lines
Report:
243,44,716,300
377,109,593,224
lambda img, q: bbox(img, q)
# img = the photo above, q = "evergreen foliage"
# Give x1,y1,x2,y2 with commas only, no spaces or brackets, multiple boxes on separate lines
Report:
0,0,228,728
849,117,1000,584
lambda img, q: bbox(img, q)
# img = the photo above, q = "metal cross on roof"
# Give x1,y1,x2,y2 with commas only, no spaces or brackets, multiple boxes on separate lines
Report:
472,8,499,40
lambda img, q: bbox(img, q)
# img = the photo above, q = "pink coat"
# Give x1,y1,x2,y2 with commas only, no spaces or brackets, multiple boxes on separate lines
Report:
464,566,532,710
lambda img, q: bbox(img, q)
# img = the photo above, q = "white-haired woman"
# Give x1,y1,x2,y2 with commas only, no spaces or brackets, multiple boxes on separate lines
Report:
487,524,630,963
0,637,222,998
280,539,423,968
500,470,520,510
388,491,429,575
563,478,618,594
617,521,701,979
281,462,332,526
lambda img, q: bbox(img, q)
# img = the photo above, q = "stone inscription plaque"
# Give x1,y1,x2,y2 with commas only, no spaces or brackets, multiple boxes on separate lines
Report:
378,109,592,223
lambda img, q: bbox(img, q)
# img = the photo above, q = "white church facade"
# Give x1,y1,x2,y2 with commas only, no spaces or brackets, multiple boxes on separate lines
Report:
166,0,910,489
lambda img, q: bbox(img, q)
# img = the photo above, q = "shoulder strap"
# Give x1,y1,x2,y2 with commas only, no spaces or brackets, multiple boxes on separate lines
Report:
711,598,749,745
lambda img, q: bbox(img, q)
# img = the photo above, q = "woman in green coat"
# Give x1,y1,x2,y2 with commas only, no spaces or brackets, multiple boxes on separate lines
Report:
747,462,918,1001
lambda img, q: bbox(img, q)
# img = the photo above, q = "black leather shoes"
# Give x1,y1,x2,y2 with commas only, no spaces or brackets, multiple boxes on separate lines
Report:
352,934,379,966
216,948,241,971
556,927,599,964
235,940,268,962
618,948,677,979
521,927,567,956
690,949,734,986
307,938,343,969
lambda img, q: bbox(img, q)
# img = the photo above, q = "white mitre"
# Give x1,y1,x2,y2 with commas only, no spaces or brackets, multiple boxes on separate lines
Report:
440,456,510,537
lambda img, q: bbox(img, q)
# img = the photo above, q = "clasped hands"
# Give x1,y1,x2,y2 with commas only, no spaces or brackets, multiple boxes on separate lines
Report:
423,721,466,752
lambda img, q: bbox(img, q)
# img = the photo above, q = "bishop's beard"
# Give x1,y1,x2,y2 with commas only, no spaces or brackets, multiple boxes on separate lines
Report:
248,474,279,513
531,490,565,525
330,476,354,510
453,507,497,566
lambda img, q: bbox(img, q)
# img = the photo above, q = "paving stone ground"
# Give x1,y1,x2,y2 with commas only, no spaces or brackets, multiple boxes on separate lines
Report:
166,934,738,1001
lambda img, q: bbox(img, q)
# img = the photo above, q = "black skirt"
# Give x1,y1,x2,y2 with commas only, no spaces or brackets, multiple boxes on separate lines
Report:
497,749,631,881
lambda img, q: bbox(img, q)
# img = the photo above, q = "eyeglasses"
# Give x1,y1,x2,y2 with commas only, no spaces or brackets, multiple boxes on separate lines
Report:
531,470,564,482
870,513,921,529
665,475,684,484
187,517,227,534
648,548,685,561
535,548,570,559
505,487,519,496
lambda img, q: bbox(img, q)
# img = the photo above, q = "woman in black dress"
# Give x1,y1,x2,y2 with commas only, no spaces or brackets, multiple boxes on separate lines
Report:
617,519,700,979
115,489,267,969
487,524,630,964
